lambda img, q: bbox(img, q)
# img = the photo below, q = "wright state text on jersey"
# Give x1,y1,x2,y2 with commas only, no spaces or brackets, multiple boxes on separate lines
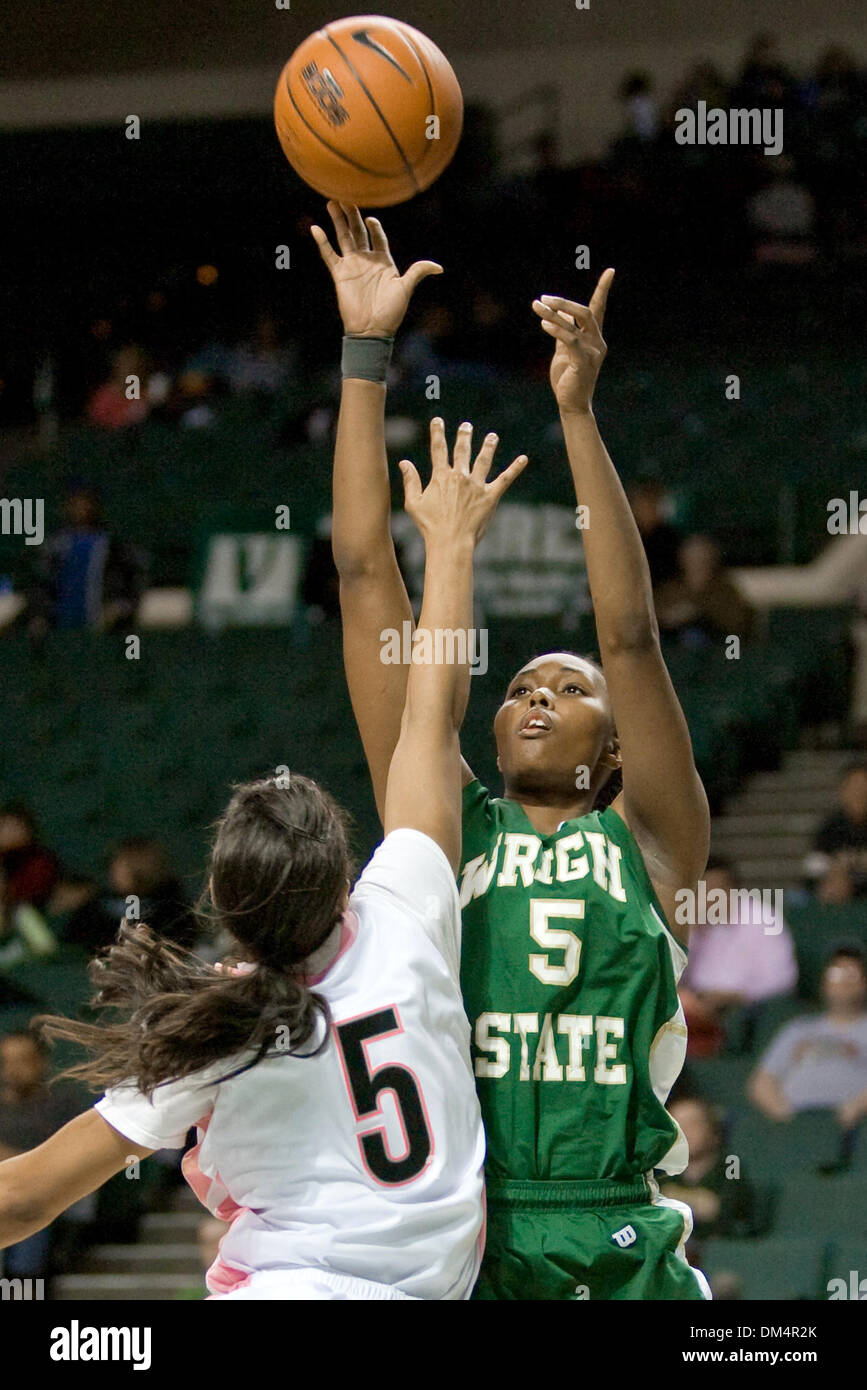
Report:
459,780,690,1185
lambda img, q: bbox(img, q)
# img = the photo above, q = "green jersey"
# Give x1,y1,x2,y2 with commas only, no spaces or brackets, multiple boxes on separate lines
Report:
459,780,689,1184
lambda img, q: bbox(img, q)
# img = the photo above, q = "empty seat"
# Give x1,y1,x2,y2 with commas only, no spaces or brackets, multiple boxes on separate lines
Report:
701,1235,827,1300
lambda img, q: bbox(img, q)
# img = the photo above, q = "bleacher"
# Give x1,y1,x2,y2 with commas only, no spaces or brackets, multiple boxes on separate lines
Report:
0,352,863,1300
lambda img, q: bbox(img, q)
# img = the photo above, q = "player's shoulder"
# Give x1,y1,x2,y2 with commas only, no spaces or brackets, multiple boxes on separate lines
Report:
461,778,520,833
351,827,459,921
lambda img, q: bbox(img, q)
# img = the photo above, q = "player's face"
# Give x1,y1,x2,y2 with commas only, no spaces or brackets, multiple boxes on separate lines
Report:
493,653,617,797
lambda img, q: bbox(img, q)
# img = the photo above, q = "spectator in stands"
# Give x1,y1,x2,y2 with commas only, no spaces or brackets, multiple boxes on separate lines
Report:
679,856,797,1056
86,345,150,430
659,1097,759,1243
655,533,755,646
26,485,146,635
747,157,817,266
393,303,456,388
0,1031,82,1280
805,761,867,901
64,838,196,953
733,33,798,113
0,804,60,910
665,60,729,129
228,313,294,399
626,477,683,589
174,1216,226,1300
617,71,661,145
0,868,57,968
748,946,867,1127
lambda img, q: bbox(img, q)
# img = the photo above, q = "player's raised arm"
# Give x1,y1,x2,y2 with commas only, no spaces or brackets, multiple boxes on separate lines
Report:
532,281,709,934
384,421,527,871
312,202,448,822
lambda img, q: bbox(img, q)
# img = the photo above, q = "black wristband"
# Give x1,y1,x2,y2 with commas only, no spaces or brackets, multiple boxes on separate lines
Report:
341,334,394,382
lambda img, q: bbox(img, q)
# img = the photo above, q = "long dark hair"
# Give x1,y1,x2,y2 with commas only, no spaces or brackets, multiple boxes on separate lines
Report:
39,776,353,1095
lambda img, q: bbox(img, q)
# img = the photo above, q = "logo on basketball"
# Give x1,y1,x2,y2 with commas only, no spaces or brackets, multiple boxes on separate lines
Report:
300,62,349,128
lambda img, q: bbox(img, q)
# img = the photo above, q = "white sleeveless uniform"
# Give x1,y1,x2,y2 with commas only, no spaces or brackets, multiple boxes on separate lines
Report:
96,829,486,1300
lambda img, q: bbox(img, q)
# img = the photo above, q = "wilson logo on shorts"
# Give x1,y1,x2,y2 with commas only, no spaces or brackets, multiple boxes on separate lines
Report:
611,1224,637,1248
301,62,350,127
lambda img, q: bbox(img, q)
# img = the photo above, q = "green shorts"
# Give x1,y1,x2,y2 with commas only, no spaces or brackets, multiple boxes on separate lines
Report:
474,1175,711,1301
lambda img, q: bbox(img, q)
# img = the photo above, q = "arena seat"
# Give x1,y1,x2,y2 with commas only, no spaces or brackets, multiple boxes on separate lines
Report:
785,904,867,1002
772,1173,867,1239
701,1234,828,1300
726,1108,847,1180
3,948,93,1018
825,1241,867,1298
747,994,805,1057
680,1056,754,1109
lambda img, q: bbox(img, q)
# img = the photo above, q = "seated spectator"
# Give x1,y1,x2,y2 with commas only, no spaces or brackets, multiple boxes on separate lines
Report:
627,477,683,589
86,345,150,430
659,1097,759,1243
655,534,755,646
64,838,197,953
174,1216,226,1300
679,857,797,1056
619,71,660,143
393,304,456,387
747,157,817,266
26,486,146,634
804,760,867,900
665,60,729,128
0,869,57,969
748,947,867,1126
733,32,797,112
227,313,294,399
0,1031,83,1280
0,803,60,910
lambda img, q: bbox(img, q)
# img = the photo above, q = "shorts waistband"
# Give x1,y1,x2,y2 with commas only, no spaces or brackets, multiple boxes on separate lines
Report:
486,1174,652,1210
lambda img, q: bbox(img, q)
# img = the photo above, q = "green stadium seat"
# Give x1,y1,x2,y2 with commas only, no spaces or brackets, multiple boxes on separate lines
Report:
848,1121,867,1171
4,947,94,1017
701,1235,827,1300
824,1242,867,1300
726,1108,846,1180
750,995,805,1057
786,905,867,1002
772,1173,867,1239
681,1056,753,1108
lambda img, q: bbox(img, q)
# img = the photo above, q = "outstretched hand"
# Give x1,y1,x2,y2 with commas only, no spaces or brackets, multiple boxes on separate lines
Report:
399,418,528,549
532,268,615,415
311,200,442,338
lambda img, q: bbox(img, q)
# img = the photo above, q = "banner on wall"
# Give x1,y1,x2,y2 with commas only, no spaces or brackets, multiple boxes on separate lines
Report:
195,533,304,629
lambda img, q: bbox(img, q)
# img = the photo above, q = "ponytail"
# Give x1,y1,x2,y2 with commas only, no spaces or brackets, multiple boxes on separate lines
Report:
38,921,330,1095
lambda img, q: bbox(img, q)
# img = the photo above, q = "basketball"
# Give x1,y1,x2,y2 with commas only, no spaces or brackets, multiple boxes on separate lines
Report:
273,15,463,207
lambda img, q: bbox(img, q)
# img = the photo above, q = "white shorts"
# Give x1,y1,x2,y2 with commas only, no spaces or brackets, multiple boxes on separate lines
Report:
211,1268,419,1301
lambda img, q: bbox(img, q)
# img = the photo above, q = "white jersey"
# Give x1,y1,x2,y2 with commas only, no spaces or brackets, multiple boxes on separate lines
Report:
96,829,486,1300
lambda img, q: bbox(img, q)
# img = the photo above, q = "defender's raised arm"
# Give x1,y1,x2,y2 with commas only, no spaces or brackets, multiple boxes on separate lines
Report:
384,420,527,871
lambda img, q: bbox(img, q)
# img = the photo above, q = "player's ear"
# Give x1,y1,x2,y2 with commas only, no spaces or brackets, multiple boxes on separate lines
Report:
599,735,621,773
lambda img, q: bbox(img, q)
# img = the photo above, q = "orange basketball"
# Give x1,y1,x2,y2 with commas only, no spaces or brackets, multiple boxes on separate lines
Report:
273,15,463,207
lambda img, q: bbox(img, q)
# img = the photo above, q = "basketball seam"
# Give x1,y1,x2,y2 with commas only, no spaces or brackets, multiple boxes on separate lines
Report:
399,31,440,176
324,29,419,193
282,72,384,179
